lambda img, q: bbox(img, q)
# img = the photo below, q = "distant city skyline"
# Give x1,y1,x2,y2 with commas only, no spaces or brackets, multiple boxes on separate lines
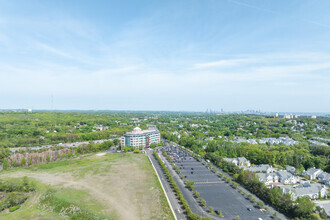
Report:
0,0,330,112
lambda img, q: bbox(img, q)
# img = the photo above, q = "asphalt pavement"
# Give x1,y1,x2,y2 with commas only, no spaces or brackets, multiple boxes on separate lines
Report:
165,146,274,220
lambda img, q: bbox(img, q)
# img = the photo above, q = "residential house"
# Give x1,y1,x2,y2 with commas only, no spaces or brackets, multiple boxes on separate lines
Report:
237,157,251,167
223,157,251,167
286,166,296,175
302,167,323,180
318,172,330,186
294,183,327,200
315,202,330,218
257,173,279,185
245,164,274,173
93,125,109,131
223,158,236,164
276,170,297,184
278,183,327,200
204,137,214,141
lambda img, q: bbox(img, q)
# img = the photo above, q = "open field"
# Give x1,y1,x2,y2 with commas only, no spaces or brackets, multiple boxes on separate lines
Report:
0,153,173,220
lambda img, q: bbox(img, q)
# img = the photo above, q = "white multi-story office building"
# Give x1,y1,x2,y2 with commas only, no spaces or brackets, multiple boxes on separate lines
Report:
121,126,160,149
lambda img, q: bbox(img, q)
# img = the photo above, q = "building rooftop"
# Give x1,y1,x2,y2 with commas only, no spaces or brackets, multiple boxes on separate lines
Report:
245,164,273,173
305,167,323,176
276,170,293,179
124,127,159,136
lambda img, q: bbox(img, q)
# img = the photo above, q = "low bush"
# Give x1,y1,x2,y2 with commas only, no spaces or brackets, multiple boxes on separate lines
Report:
9,205,20,212
39,189,105,219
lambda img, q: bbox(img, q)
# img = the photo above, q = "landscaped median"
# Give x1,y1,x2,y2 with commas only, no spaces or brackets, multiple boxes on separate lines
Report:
153,151,211,220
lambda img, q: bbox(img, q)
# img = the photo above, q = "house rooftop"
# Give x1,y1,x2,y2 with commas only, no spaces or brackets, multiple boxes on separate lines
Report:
276,170,293,179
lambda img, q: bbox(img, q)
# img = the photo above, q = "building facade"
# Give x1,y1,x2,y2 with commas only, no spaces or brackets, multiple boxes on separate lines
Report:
121,127,160,148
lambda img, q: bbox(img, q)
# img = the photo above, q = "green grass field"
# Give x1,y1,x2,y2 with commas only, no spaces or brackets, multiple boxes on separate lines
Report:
0,153,174,220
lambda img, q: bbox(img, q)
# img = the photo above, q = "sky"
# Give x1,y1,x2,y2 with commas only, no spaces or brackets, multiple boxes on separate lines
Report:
0,0,330,112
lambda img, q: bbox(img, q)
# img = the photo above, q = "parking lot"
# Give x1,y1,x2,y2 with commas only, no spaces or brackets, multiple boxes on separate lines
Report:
164,146,272,220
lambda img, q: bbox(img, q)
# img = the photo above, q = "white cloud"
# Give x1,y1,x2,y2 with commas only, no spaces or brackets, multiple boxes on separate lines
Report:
35,42,73,59
255,63,330,76
305,20,330,29
193,59,251,69
228,0,276,14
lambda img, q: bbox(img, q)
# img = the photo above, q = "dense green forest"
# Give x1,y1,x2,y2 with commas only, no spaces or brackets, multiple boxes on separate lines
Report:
0,111,154,148
158,114,330,140
159,114,330,172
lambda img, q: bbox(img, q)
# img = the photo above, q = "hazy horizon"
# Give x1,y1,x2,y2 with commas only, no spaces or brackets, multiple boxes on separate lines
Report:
1,108,329,115
1,0,330,112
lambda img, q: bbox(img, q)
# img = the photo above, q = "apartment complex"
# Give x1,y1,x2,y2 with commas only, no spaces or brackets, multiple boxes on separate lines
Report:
121,126,160,148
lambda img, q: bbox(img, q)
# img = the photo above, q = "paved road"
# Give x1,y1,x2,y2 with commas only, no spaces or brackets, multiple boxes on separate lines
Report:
146,150,186,220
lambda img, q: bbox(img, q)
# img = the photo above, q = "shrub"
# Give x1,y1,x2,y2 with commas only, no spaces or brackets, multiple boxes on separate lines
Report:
184,180,195,191
2,158,10,170
46,155,50,163
8,192,28,206
257,200,264,208
13,160,18,167
133,149,140,153
28,158,32,165
62,153,66,159
38,189,101,219
9,205,20,212
216,210,224,217
200,198,206,207
20,157,26,166
194,191,200,198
